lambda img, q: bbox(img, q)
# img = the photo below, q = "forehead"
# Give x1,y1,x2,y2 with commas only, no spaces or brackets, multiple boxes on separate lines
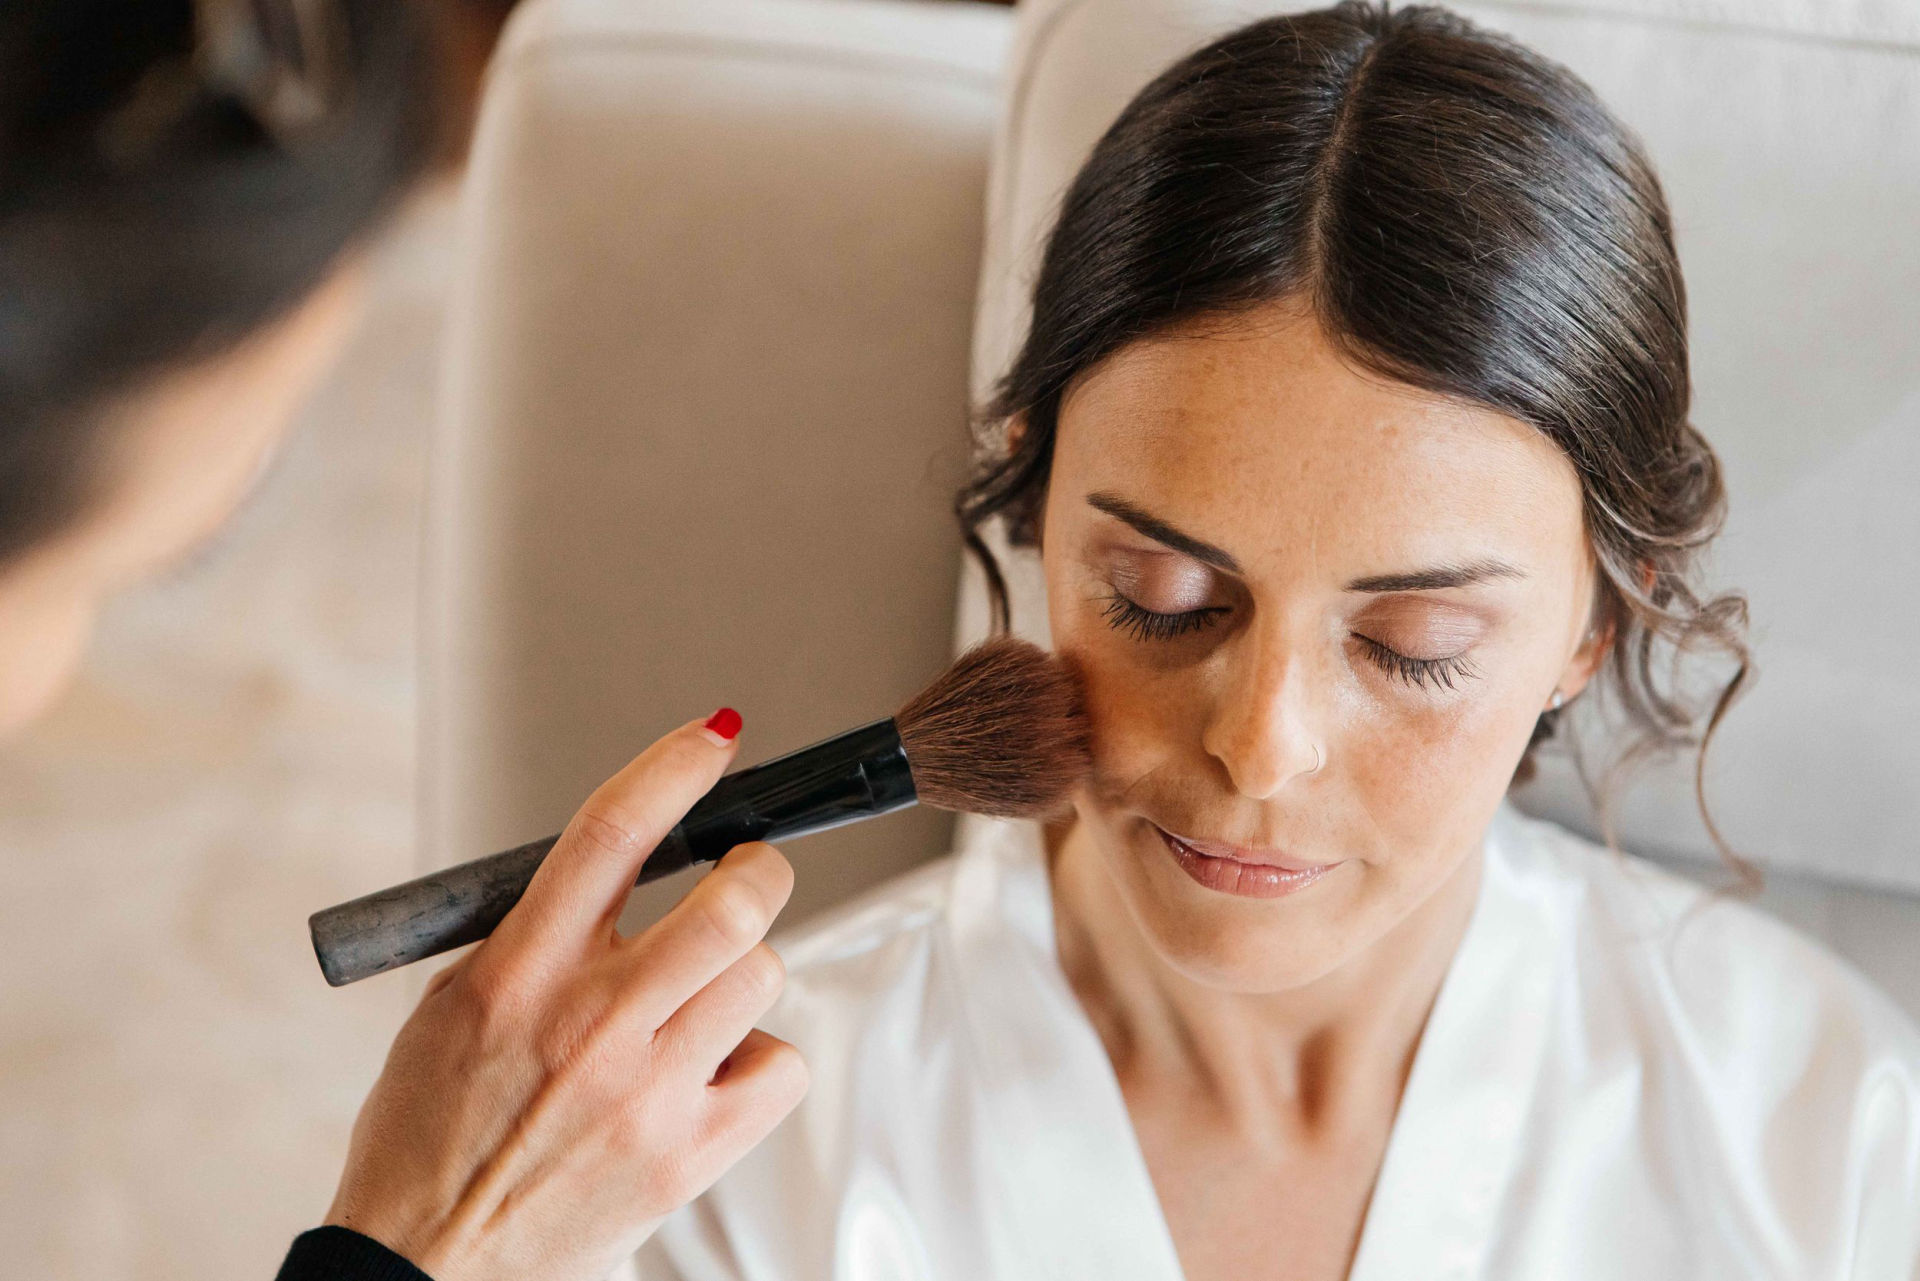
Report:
1053,306,1585,571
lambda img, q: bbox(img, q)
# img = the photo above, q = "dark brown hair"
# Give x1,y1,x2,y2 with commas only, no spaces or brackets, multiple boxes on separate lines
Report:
0,0,440,563
957,1,1751,874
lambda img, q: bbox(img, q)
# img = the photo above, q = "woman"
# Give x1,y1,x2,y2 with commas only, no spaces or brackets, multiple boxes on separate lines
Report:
636,5,1920,1279
3,4,807,1279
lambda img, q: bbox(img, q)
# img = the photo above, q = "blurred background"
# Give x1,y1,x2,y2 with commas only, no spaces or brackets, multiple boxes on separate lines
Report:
1,0,1913,1277
0,2,1009,1274
0,3,527,1273
0,187,447,1278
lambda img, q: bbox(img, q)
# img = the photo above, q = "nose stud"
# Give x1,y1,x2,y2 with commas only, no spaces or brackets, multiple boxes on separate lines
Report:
1308,744,1323,774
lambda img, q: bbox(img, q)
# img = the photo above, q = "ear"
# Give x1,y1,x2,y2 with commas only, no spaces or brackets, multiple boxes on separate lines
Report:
1549,620,1612,710
1002,412,1050,551
1547,563,1628,712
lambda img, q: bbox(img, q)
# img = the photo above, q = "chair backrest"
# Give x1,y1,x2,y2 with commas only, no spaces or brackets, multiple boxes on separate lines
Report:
966,0,1920,897
426,0,1013,925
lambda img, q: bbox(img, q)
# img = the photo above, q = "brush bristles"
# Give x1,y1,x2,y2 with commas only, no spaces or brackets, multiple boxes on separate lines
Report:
894,638,1090,820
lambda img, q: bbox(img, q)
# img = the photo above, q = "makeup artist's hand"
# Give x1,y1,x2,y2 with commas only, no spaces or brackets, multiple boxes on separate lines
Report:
321,714,807,1281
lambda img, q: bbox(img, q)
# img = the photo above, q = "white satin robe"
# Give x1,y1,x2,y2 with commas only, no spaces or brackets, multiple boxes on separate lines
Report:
631,806,1920,1280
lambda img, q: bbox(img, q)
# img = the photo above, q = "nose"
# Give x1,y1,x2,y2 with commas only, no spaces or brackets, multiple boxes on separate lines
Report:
1200,630,1323,800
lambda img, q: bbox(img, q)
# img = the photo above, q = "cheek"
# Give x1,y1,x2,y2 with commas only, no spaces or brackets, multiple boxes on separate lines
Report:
1053,624,1189,802
1045,562,1206,803
1334,662,1548,864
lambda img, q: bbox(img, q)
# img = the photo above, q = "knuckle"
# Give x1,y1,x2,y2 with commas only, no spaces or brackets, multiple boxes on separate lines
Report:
452,953,530,1037
533,1003,626,1083
626,1126,694,1212
568,798,645,862
734,842,795,899
532,1018,587,1074
739,943,785,996
420,955,465,999
698,874,771,952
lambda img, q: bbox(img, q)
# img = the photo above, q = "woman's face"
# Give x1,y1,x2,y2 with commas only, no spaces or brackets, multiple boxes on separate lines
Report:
0,266,363,738
1041,304,1604,992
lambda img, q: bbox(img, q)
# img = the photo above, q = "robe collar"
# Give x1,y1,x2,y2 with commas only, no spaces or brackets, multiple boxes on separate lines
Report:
938,808,1556,1280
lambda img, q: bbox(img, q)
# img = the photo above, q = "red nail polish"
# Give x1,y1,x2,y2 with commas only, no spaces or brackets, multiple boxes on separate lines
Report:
704,707,742,741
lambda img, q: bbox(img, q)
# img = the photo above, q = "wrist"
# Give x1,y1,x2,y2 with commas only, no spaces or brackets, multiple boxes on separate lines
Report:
323,1205,443,1278
277,1226,434,1281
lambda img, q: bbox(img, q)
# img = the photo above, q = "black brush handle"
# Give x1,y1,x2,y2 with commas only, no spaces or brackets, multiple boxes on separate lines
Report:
309,719,915,986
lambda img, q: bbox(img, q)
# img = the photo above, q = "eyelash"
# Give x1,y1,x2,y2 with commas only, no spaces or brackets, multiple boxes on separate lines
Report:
1100,594,1479,691
1101,593,1228,642
1352,635,1479,691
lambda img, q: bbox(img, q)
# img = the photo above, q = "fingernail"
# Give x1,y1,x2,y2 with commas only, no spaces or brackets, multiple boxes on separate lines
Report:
702,707,742,745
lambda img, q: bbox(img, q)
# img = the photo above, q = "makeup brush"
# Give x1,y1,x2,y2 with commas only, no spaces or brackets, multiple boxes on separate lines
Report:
309,638,1088,986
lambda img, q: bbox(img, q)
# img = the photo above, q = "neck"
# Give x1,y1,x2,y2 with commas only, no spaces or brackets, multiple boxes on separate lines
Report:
1049,819,1482,1141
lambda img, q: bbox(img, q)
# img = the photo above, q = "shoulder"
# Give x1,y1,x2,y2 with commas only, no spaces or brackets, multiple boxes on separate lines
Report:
1497,807,1920,1063
1496,809,1920,1229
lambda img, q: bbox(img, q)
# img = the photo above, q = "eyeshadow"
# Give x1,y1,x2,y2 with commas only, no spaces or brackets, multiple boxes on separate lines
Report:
1353,598,1493,657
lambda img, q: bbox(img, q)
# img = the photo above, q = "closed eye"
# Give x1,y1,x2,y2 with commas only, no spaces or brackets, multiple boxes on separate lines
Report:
1352,634,1478,690
1102,593,1229,642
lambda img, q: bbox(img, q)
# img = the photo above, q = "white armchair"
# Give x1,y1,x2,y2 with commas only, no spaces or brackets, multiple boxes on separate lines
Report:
430,0,1919,1009
426,0,1012,929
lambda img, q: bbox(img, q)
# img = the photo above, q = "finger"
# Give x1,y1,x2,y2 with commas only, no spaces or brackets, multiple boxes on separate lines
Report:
704,1029,809,1148
420,952,467,999
611,841,794,1032
651,942,787,1078
649,1031,807,1218
495,712,742,958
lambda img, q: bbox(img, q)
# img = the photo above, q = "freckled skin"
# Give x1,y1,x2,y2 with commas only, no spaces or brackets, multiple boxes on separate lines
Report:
1038,305,1610,1281
1043,305,1603,992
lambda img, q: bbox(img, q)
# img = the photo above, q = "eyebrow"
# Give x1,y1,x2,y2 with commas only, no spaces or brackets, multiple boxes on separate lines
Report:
1084,491,1526,593
1086,492,1242,573
1344,560,1527,593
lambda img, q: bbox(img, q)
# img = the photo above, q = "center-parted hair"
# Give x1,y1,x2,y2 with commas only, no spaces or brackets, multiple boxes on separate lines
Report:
958,2,1751,873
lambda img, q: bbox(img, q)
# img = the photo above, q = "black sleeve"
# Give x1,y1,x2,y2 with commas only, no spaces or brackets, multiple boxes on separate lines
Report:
275,1226,434,1281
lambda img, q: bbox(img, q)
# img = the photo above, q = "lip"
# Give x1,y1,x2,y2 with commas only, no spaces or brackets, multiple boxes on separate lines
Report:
1152,825,1337,899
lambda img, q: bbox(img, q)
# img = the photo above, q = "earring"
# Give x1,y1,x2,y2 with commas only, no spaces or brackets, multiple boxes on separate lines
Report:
1548,690,1566,712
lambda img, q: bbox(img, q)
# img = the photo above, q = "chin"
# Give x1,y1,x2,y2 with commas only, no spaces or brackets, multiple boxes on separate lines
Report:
1107,817,1373,994
0,597,94,741
1134,900,1364,994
